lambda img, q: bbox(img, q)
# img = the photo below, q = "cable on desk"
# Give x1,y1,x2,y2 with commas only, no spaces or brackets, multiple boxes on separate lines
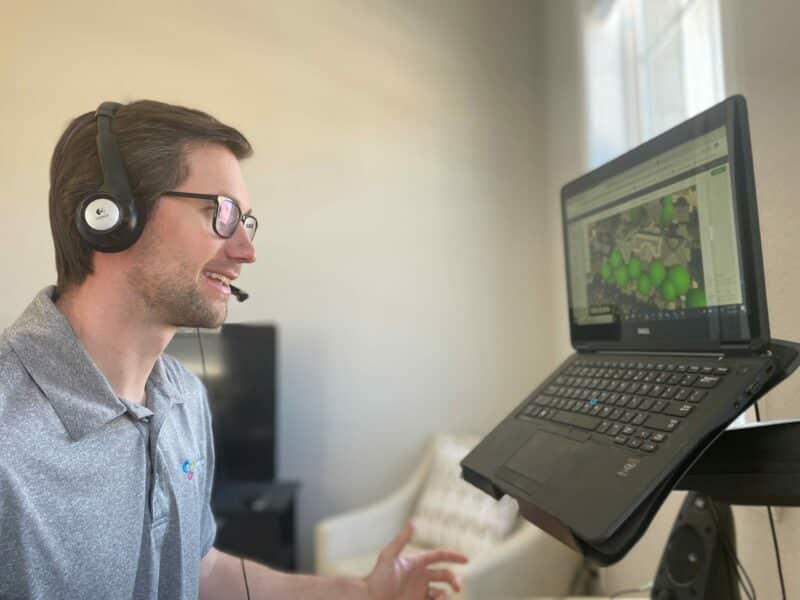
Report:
241,558,251,600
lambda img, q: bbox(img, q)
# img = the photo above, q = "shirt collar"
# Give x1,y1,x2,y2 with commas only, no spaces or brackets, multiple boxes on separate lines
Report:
5,286,183,442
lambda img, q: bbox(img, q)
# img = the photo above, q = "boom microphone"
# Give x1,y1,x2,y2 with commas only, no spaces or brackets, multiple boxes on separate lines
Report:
230,285,249,302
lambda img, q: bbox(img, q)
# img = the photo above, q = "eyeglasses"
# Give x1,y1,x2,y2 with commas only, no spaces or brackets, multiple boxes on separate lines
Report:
162,191,258,242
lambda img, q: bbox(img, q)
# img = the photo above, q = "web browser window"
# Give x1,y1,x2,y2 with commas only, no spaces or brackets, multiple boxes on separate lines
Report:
565,126,742,327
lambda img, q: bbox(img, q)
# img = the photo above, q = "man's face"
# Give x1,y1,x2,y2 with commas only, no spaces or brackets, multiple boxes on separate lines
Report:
126,144,256,328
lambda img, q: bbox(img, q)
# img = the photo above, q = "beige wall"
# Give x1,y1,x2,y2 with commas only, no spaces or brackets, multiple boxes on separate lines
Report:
0,0,553,572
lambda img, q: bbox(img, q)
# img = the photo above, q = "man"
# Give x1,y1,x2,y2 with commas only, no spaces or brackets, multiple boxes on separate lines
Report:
0,100,466,599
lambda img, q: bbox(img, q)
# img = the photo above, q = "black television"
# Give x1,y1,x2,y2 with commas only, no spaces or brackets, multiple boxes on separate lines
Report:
165,324,277,482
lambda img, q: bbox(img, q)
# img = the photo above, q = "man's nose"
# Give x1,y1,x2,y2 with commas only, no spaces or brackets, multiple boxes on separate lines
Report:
225,224,256,263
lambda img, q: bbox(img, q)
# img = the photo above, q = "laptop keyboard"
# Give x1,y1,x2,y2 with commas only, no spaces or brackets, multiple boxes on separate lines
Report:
518,359,729,454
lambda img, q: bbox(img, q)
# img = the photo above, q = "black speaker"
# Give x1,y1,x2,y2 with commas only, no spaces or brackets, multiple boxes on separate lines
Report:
651,492,741,600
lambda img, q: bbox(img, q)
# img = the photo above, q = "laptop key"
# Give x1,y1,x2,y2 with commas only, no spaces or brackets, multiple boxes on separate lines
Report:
641,442,657,453
663,402,693,417
608,423,623,437
651,432,668,443
551,410,601,431
614,435,628,445
626,438,642,449
660,386,677,399
650,400,667,413
645,415,681,432
674,387,691,401
695,375,720,388
688,389,707,403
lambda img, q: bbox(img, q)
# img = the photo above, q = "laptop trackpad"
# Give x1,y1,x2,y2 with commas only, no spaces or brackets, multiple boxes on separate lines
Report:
505,430,581,484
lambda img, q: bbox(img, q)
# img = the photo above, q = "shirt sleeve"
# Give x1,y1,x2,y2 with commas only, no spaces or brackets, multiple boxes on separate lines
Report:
199,385,217,558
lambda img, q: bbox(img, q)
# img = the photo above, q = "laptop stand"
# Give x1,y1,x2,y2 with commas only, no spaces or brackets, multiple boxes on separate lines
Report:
652,418,800,599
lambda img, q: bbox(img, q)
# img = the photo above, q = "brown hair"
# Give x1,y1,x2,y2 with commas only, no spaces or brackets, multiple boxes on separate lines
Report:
49,100,253,291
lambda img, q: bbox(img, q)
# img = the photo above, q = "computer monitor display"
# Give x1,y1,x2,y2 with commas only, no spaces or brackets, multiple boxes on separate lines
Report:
561,96,769,351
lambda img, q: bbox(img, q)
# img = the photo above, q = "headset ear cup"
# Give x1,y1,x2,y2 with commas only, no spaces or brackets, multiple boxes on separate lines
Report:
76,192,136,252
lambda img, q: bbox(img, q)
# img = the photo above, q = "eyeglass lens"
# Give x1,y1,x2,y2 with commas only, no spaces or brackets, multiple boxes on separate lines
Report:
215,198,257,241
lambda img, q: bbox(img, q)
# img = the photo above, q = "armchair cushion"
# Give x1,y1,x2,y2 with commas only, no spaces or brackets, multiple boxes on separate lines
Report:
410,435,519,557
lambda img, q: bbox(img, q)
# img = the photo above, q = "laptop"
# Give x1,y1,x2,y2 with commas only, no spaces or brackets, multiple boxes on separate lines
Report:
461,95,796,564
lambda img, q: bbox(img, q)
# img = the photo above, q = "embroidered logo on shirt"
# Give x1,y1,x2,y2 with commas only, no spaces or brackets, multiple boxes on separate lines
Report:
181,459,197,480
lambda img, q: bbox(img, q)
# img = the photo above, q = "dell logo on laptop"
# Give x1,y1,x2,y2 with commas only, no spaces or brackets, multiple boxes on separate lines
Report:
637,327,651,335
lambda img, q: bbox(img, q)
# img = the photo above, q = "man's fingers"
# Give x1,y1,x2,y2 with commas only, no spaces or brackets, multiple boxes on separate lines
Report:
429,589,449,600
416,549,469,568
425,569,462,592
381,522,414,559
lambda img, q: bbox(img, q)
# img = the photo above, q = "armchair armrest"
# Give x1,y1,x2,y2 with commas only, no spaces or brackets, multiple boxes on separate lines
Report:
459,521,583,599
315,445,434,574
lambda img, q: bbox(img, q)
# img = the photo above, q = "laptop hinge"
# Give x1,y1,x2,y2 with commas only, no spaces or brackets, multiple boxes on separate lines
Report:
594,349,726,359
720,342,764,352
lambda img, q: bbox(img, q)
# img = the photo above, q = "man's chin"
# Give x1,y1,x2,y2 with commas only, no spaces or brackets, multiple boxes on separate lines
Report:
170,300,227,329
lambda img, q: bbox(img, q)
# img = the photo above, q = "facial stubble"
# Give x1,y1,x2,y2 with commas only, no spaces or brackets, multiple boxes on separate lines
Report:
127,258,228,329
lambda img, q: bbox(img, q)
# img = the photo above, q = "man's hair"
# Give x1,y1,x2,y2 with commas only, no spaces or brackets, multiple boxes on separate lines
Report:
49,99,253,291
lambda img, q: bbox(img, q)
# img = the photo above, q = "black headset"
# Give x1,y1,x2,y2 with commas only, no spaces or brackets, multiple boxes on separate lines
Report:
76,102,146,253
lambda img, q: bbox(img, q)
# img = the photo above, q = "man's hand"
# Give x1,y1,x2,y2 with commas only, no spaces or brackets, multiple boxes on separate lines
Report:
364,523,468,600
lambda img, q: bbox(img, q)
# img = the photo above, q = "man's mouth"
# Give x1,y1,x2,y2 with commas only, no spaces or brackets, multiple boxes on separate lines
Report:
203,271,234,296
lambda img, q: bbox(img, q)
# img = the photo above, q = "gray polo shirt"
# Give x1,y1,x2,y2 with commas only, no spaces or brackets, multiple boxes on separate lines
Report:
0,288,216,600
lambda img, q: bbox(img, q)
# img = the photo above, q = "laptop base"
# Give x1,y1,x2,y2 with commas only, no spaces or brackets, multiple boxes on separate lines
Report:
461,339,800,565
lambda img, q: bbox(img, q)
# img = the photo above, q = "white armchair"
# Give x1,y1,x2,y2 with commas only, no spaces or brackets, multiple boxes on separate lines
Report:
315,434,583,599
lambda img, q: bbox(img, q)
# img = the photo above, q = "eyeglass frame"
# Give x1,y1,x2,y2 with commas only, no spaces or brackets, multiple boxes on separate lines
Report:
161,191,258,242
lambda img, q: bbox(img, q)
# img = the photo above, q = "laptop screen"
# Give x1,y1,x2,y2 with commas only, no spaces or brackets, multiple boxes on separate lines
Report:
561,96,769,351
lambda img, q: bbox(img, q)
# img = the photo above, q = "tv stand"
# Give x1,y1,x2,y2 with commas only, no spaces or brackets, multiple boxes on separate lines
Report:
212,480,300,571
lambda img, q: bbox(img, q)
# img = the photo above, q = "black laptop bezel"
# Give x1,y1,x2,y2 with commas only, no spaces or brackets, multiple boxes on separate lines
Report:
561,95,770,353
